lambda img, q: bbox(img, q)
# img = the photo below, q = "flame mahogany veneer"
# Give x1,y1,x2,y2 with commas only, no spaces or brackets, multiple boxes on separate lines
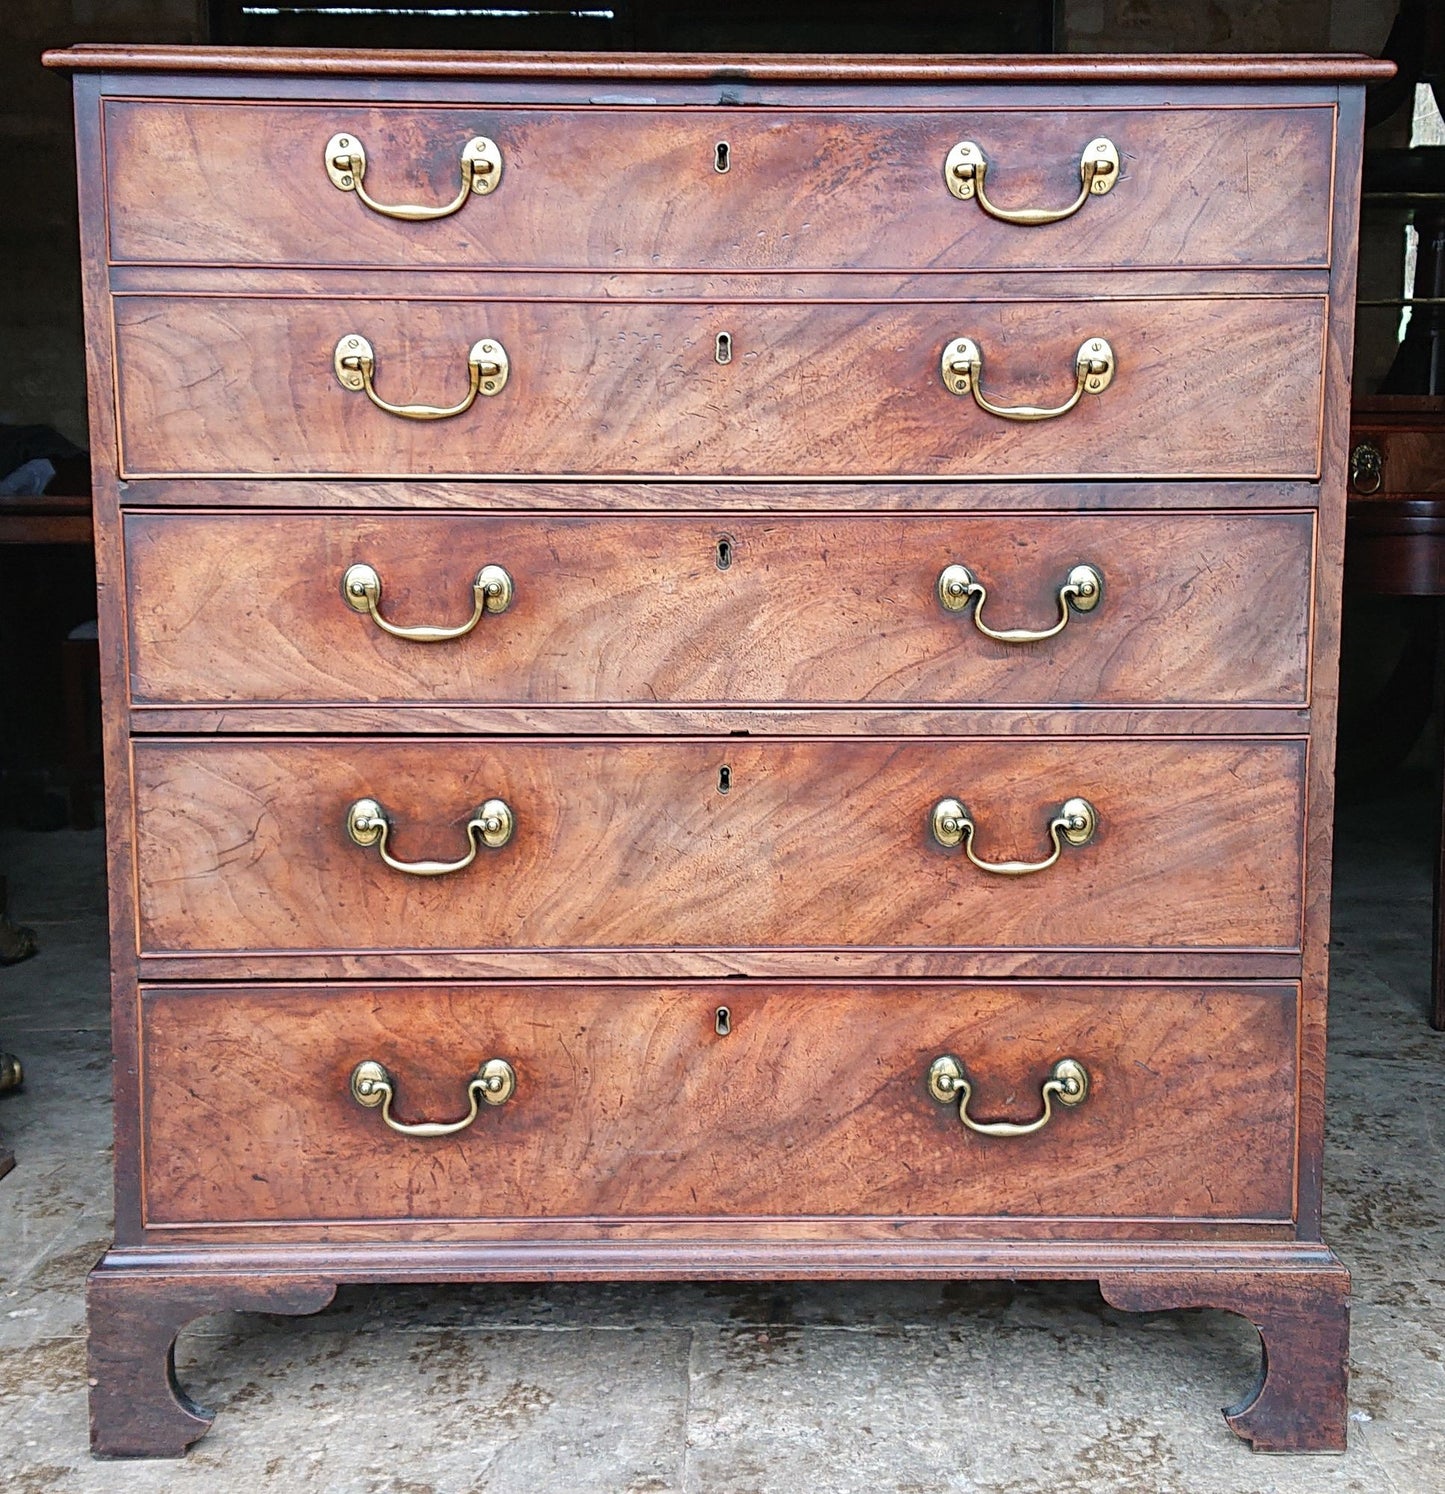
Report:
46,45,1386,1457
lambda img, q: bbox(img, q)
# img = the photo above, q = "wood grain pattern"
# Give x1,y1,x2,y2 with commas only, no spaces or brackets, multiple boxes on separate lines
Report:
108,264,1334,302
124,706,1315,742
138,981,1299,1226
134,948,1307,986
103,100,1333,272
113,476,1325,512
130,736,1305,956
123,510,1313,709
111,294,1327,479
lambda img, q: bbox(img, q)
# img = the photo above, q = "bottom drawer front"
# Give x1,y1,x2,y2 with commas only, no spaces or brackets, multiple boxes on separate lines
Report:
140,982,1297,1227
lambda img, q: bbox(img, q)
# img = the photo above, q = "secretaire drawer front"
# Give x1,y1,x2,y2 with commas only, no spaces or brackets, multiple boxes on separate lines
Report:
125,510,1314,710
103,100,1334,272
131,737,1305,956
112,295,1325,479
138,981,1299,1227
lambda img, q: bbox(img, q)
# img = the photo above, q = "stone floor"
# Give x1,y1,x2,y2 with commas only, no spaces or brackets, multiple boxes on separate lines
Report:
0,787,1441,1493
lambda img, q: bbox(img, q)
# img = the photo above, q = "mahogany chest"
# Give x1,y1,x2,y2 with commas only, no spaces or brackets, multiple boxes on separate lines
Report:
44,44,1389,1456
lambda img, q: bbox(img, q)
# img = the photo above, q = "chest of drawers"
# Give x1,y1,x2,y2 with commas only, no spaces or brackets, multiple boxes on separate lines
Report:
45,44,1389,1458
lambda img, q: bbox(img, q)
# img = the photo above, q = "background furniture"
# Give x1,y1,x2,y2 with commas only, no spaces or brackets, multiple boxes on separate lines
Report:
1347,396,1445,1028
0,488,99,829
49,45,1386,1458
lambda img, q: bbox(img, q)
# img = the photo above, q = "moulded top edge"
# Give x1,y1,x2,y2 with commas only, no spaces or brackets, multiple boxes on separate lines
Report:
42,46,1396,85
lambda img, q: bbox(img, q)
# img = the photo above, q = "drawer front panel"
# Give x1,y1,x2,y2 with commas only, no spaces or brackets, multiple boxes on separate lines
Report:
139,981,1299,1226
125,510,1314,709
132,737,1304,956
113,294,1325,479
103,100,1333,272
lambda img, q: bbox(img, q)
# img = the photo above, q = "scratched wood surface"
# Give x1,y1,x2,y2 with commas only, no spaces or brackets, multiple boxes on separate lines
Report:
111,293,1327,478
123,509,1313,708
137,980,1299,1225
130,736,1306,955
102,99,1334,272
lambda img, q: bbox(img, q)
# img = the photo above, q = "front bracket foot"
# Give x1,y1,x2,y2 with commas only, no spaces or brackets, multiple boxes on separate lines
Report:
87,1261,336,1458
1099,1262,1351,1453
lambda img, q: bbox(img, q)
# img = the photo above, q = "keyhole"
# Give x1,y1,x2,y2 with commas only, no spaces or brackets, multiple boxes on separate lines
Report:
715,140,730,173
715,332,733,365
718,764,732,794
715,535,733,570
715,1006,732,1036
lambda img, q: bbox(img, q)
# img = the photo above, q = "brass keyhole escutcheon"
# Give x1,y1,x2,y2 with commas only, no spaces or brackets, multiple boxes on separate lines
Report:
715,1006,732,1036
715,140,731,173
715,535,734,570
715,332,733,365
718,764,732,794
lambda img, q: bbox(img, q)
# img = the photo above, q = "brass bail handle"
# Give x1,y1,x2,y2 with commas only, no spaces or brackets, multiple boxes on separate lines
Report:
342,562,514,642
325,132,502,220
928,1055,1089,1137
931,796,1097,876
944,137,1119,224
941,336,1114,421
937,562,1102,643
334,333,509,420
350,1058,516,1137
346,796,514,877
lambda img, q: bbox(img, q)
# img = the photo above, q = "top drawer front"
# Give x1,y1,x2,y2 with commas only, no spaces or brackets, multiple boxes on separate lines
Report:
102,100,1335,272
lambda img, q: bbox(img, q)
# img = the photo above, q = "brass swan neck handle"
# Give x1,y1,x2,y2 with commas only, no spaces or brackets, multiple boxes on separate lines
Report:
350,1058,516,1137
944,137,1119,225
931,796,1097,876
342,562,514,642
334,334,509,420
942,336,1114,421
325,132,502,220
928,1055,1089,1136
346,796,514,877
938,562,1102,643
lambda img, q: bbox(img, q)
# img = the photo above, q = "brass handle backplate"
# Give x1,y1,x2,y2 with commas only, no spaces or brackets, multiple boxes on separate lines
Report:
931,796,1097,875
350,1058,516,1137
346,796,514,876
944,137,1119,223
942,336,1114,421
342,562,514,641
325,132,502,219
334,333,508,420
938,562,1102,643
928,1055,1089,1136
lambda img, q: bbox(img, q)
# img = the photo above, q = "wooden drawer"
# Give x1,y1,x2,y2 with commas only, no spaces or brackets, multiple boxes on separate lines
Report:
131,736,1304,957
124,509,1314,709
112,293,1326,479
102,100,1334,272
138,981,1299,1227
